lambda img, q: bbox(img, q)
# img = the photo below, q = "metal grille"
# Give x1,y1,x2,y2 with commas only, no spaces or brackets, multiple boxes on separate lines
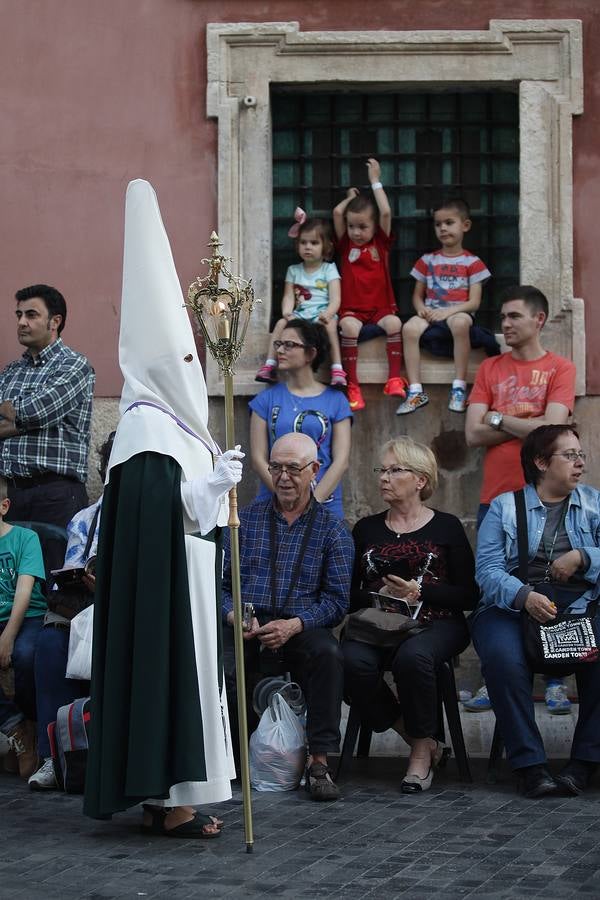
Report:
272,90,519,331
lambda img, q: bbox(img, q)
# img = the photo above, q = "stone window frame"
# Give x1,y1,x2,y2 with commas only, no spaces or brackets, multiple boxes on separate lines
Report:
206,20,584,396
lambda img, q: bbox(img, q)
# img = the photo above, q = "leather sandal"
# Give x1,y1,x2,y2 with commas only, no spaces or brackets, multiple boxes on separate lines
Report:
163,812,222,839
141,804,168,834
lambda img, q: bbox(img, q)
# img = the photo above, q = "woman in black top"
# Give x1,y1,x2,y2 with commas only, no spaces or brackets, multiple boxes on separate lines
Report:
343,436,478,793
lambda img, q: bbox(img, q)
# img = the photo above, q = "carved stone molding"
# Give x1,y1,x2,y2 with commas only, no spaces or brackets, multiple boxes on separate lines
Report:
206,20,583,395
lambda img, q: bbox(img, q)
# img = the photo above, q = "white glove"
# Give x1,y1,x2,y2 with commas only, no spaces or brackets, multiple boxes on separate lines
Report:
181,446,245,534
209,447,244,492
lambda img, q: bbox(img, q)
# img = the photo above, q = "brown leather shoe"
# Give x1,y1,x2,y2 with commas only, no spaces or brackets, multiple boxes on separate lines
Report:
9,720,39,779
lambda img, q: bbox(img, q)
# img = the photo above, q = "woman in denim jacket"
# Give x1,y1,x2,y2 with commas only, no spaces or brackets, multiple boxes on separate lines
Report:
472,424,600,798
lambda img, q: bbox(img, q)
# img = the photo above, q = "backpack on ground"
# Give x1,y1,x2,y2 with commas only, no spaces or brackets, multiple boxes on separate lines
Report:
48,696,91,793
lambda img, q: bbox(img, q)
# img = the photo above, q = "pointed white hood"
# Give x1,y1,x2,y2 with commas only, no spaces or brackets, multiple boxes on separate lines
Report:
108,179,218,483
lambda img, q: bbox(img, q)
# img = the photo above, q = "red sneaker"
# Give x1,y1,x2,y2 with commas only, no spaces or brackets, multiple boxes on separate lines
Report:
347,382,365,411
383,376,408,398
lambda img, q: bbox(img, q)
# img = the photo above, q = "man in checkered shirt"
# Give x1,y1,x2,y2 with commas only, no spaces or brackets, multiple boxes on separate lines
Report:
222,432,354,801
0,285,95,555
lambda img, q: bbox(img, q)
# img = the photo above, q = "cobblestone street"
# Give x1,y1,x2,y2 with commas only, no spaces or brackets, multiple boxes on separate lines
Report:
2,756,600,899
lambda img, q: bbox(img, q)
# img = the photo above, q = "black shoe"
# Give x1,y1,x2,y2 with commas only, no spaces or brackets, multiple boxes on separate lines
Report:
517,764,559,798
555,759,597,796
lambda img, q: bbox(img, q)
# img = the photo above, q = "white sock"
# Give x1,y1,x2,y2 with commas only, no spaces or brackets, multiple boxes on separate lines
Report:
331,363,344,371
452,379,467,390
266,358,277,367
409,383,423,394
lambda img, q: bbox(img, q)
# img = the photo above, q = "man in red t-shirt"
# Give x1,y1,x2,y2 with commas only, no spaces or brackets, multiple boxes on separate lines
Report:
465,284,576,715
466,284,575,524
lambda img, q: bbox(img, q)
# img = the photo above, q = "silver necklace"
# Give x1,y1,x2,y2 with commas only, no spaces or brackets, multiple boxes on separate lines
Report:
386,508,427,537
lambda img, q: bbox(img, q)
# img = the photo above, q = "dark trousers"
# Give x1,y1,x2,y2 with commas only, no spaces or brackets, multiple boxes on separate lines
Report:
34,624,89,758
343,617,470,738
223,625,344,756
472,607,600,769
0,616,44,732
6,477,88,572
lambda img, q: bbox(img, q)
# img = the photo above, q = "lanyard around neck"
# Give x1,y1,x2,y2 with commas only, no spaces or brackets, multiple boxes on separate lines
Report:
269,501,318,619
541,499,568,579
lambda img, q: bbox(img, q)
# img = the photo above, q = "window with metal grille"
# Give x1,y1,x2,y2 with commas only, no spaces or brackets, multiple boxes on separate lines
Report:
272,90,519,332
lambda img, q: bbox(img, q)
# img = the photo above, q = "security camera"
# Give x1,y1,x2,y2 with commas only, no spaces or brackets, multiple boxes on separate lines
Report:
242,95,257,108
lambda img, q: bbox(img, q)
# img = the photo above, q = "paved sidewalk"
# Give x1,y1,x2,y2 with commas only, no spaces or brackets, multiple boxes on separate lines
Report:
2,758,599,899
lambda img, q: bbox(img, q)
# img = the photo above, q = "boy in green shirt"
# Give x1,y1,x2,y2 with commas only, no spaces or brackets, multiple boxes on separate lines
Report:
0,475,47,777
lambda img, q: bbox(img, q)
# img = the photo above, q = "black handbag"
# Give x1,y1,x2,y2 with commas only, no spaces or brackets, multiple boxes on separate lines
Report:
46,582,93,621
344,607,426,648
46,507,99,621
515,489,600,669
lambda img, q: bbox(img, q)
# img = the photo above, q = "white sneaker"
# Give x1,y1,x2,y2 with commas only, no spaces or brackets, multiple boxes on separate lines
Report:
28,757,58,791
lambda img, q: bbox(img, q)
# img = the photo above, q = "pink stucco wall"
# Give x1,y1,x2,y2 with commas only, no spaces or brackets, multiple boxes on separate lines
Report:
1,0,599,394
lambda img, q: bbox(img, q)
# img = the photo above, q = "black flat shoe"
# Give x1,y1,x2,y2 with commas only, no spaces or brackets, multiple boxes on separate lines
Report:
555,760,597,796
518,764,559,798
401,768,434,793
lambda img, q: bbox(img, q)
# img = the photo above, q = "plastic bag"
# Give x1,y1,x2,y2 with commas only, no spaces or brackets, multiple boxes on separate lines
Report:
249,692,306,792
66,605,94,680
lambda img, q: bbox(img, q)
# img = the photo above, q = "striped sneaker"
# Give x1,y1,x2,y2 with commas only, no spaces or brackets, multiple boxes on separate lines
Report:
255,363,277,384
330,368,348,389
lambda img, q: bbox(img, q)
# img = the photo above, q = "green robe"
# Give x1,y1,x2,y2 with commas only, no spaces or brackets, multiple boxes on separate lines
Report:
84,452,220,819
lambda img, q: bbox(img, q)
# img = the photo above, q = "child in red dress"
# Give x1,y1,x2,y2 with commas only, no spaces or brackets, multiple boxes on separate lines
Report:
333,158,406,411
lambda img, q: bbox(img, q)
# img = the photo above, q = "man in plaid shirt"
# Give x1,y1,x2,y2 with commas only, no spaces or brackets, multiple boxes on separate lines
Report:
0,285,95,554
222,432,354,801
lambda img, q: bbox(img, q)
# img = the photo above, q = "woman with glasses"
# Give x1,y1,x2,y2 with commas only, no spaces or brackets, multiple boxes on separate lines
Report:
343,436,478,793
472,424,600,798
249,320,352,519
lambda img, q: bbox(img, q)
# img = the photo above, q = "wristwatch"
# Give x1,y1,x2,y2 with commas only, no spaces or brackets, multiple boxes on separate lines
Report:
489,411,504,430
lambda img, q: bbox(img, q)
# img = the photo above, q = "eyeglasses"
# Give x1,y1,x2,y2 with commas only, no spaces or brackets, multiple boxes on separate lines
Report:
268,461,314,477
551,450,586,463
273,340,308,351
373,465,414,478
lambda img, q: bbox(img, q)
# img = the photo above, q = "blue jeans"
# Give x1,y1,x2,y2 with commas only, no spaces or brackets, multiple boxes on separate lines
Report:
34,624,89,758
0,616,44,733
471,607,600,769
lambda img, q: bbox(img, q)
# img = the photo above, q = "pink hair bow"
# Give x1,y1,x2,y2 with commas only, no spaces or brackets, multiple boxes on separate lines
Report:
288,207,307,238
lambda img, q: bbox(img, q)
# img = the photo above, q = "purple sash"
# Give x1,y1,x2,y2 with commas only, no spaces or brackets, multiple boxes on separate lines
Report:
124,401,221,456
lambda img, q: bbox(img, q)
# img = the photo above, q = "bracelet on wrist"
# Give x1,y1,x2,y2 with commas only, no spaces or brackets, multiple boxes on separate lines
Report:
371,181,383,190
